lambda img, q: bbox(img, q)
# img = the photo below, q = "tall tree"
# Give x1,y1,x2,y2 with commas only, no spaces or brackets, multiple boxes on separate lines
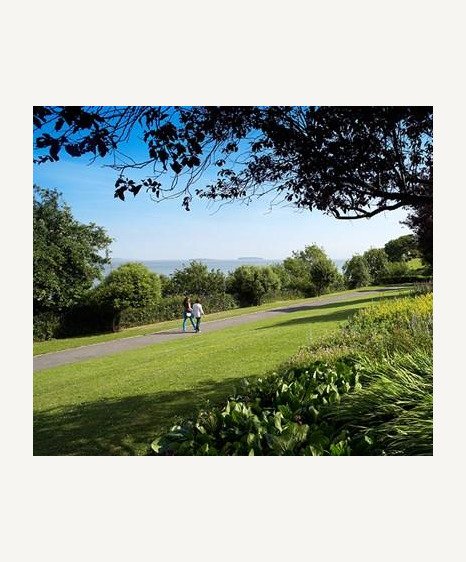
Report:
404,205,433,268
384,234,420,262
362,248,389,284
284,245,339,296
343,255,372,289
33,186,112,315
166,261,226,297
226,266,281,306
33,106,432,221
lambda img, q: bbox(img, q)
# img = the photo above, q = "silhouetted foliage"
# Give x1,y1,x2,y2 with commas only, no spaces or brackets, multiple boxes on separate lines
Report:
404,204,433,268
33,106,433,221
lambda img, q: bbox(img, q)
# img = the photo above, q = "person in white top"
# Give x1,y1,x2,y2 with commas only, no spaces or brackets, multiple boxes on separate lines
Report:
192,299,205,333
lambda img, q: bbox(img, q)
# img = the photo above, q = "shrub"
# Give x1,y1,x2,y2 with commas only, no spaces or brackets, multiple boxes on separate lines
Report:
384,234,420,262
343,255,372,288
95,262,162,330
33,312,62,341
380,261,432,284
226,266,281,306
151,358,360,456
362,248,389,284
384,261,410,278
410,281,433,296
288,293,433,364
282,245,339,296
165,261,226,296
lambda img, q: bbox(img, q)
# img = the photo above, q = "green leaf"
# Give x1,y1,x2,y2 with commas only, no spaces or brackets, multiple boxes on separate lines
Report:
151,438,161,453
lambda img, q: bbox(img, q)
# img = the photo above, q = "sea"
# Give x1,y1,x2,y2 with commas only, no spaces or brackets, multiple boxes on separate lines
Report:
104,257,346,276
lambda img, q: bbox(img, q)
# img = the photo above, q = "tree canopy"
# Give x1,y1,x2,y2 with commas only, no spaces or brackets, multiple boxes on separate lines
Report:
226,266,281,306
283,244,340,296
33,106,433,221
384,234,419,262
164,261,226,297
33,186,112,314
95,262,162,330
362,248,389,284
343,255,372,289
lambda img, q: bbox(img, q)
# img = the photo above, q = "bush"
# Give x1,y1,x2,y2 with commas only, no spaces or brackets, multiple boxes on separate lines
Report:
33,312,63,341
151,358,360,456
226,266,281,306
59,299,114,337
343,255,372,288
362,248,389,284
282,245,339,296
95,262,162,330
260,289,304,304
151,350,432,456
380,260,432,284
298,293,433,361
165,261,226,296
384,234,420,262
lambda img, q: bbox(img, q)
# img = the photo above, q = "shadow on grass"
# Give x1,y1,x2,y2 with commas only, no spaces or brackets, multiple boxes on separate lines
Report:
270,293,403,314
259,293,406,329
256,307,358,329
33,376,244,456
358,285,413,292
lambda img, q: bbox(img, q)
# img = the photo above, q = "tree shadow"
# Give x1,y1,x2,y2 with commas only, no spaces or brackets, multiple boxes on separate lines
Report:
270,293,403,314
33,376,245,456
358,285,412,292
256,307,359,329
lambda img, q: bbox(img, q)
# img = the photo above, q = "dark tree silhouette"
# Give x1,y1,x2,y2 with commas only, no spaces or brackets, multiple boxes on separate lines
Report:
33,106,432,221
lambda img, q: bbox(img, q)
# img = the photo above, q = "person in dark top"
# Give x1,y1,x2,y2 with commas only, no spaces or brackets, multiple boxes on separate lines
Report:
182,296,197,332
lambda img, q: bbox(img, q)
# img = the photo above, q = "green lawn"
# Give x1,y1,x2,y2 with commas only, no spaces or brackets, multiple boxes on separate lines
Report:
33,286,391,356
33,289,408,456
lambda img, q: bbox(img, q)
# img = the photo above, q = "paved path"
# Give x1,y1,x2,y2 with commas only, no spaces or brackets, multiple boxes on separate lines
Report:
33,288,401,372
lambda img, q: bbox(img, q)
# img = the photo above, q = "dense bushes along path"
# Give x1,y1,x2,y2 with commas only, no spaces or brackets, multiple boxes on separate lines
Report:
33,288,405,372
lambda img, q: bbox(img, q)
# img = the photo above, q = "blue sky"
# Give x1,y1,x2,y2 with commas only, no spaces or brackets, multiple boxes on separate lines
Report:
33,130,411,261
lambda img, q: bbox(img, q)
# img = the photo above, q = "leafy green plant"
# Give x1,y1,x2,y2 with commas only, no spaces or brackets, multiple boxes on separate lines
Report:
322,351,433,455
151,359,361,456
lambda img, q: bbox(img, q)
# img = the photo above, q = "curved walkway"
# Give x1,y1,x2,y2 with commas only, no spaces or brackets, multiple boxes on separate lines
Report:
33,288,400,372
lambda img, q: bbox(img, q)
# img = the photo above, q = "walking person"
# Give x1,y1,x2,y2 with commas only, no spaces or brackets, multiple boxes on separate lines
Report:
182,295,196,332
192,298,205,333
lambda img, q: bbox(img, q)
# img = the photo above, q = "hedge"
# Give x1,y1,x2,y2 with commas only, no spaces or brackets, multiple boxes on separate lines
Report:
119,293,238,329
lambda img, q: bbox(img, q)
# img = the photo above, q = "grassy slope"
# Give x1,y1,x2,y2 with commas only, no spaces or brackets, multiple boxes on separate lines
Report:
33,287,390,356
34,290,407,456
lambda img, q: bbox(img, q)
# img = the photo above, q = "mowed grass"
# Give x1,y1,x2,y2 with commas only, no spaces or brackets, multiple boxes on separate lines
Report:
33,286,391,356
34,289,408,456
